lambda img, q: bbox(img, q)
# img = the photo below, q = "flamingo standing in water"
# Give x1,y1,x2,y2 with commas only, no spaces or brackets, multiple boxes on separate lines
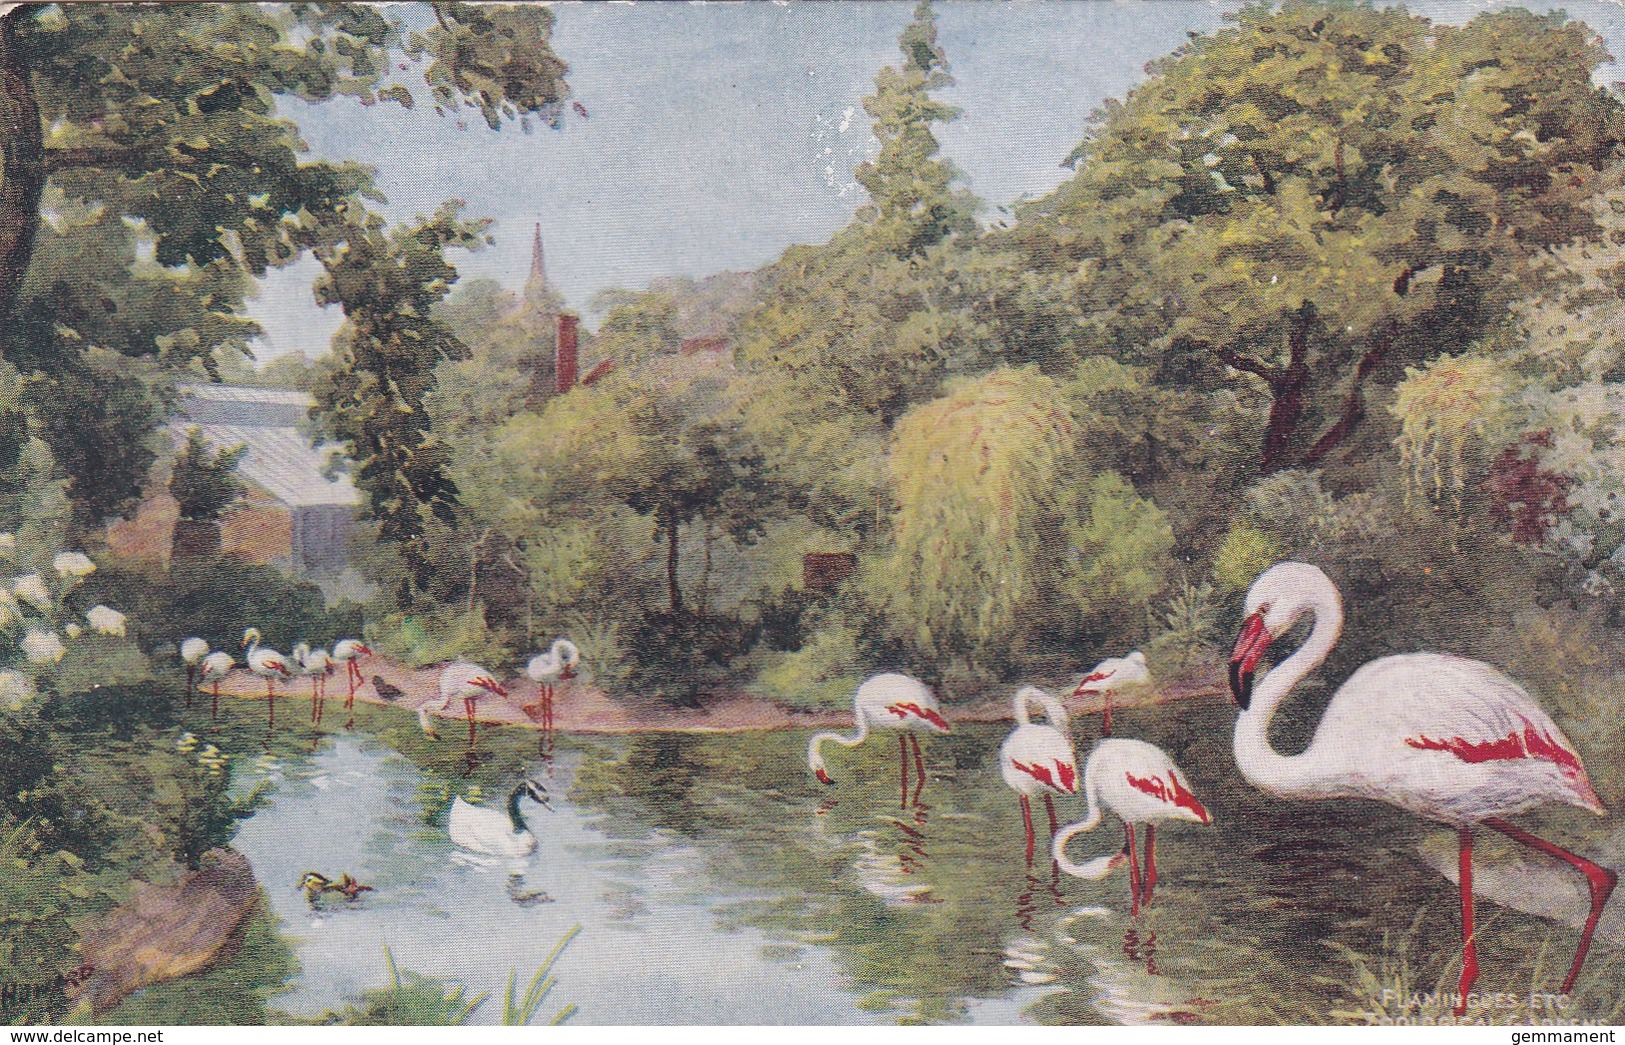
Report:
999,686,1079,865
1053,737,1211,915
331,638,371,710
198,650,234,719
425,661,508,745
293,643,334,724
180,637,210,706
1228,561,1616,1013
807,673,951,808
1073,650,1149,736
242,628,293,725
524,638,580,730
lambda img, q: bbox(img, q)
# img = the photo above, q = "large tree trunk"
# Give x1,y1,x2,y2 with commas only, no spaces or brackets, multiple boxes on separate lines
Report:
0,6,43,324
665,512,682,614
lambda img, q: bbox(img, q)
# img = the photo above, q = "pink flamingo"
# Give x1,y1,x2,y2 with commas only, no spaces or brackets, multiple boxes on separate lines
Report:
1229,562,1616,1014
999,686,1079,865
1053,737,1211,915
331,638,372,710
807,673,951,808
198,651,234,720
524,638,579,730
181,637,209,706
431,661,509,746
1072,650,1149,736
242,628,293,726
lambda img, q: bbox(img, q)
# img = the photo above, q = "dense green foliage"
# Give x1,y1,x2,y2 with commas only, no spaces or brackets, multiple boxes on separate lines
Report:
168,428,247,524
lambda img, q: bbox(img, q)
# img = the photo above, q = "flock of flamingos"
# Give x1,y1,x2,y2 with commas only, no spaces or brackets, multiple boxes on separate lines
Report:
175,561,1617,1017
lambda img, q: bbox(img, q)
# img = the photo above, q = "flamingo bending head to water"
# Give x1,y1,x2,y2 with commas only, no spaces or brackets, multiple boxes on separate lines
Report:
1052,737,1210,915
999,686,1079,865
431,661,509,745
807,672,950,808
1229,561,1616,1012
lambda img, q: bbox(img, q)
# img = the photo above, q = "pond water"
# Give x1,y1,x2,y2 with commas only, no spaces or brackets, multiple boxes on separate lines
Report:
187,697,1623,1025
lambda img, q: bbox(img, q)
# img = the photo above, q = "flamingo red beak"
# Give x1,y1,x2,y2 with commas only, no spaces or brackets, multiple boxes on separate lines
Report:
561,667,578,681
1229,611,1271,710
815,767,834,786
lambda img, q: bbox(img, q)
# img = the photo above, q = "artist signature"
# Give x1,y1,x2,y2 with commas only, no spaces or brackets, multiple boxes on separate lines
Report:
0,965,95,1013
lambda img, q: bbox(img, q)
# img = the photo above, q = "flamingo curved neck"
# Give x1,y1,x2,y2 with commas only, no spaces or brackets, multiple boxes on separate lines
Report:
1014,687,1069,732
1052,769,1104,877
808,715,870,769
1234,591,1344,800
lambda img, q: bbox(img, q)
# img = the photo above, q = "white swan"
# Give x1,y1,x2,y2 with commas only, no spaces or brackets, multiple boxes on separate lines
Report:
448,779,553,857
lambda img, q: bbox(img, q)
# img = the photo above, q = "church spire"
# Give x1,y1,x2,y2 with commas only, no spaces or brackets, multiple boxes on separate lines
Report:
528,222,547,292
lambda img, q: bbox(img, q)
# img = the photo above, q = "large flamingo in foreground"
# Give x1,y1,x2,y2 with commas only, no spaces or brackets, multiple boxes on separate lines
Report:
1229,561,1616,1013
1053,737,1210,915
999,686,1079,865
808,673,950,807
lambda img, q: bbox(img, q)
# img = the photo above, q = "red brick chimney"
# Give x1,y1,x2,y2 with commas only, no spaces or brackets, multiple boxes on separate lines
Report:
555,313,579,393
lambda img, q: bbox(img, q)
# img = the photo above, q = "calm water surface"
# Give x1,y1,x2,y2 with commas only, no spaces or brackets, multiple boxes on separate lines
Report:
203,697,1620,1025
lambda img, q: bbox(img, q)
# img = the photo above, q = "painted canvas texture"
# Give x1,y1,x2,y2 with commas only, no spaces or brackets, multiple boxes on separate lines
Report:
0,0,1622,1028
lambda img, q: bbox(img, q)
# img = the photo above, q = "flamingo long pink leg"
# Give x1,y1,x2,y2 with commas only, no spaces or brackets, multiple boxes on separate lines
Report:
186,666,195,707
909,734,926,805
311,678,321,724
1102,691,1114,736
1143,823,1158,908
267,679,276,727
1043,793,1060,841
464,696,477,746
1020,794,1036,866
212,681,220,719
1453,826,1478,1016
346,662,359,709
1125,823,1141,917
1483,817,1617,995
898,734,910,809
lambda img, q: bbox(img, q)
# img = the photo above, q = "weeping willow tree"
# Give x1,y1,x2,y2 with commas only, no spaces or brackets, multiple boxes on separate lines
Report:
1392,352,1515,511
881,367,1174,673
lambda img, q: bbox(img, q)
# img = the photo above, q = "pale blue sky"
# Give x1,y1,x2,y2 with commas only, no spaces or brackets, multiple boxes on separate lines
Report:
245,0,1625,362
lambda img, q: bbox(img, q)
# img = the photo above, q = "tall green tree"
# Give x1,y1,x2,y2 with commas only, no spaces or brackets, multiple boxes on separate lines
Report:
309,202,491,595
854,0,977,259
0,2,574,524
1020,1,1625,475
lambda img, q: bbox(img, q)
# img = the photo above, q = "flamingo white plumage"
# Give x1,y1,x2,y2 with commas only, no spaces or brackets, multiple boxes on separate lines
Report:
523,638,579,730
1053,737,1211,915
426,661,509,745
1228,561,1616,1012
198,650,234,720
331,638,371,710
293,643,334,724
1072,650,1149,736
807,672,951,808
241,628,293,726
999,686,1079,865
180,637,210,705
448,779,552,857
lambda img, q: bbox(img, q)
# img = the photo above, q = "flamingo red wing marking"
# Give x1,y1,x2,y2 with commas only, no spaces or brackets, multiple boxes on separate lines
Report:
1012,759,1058,790
1406,718,1585,778
473,676,507,696
1056,760,1078,792
885,702,950,731
1126,769,1210,823
1078,670,1113,687
266,658,292,677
